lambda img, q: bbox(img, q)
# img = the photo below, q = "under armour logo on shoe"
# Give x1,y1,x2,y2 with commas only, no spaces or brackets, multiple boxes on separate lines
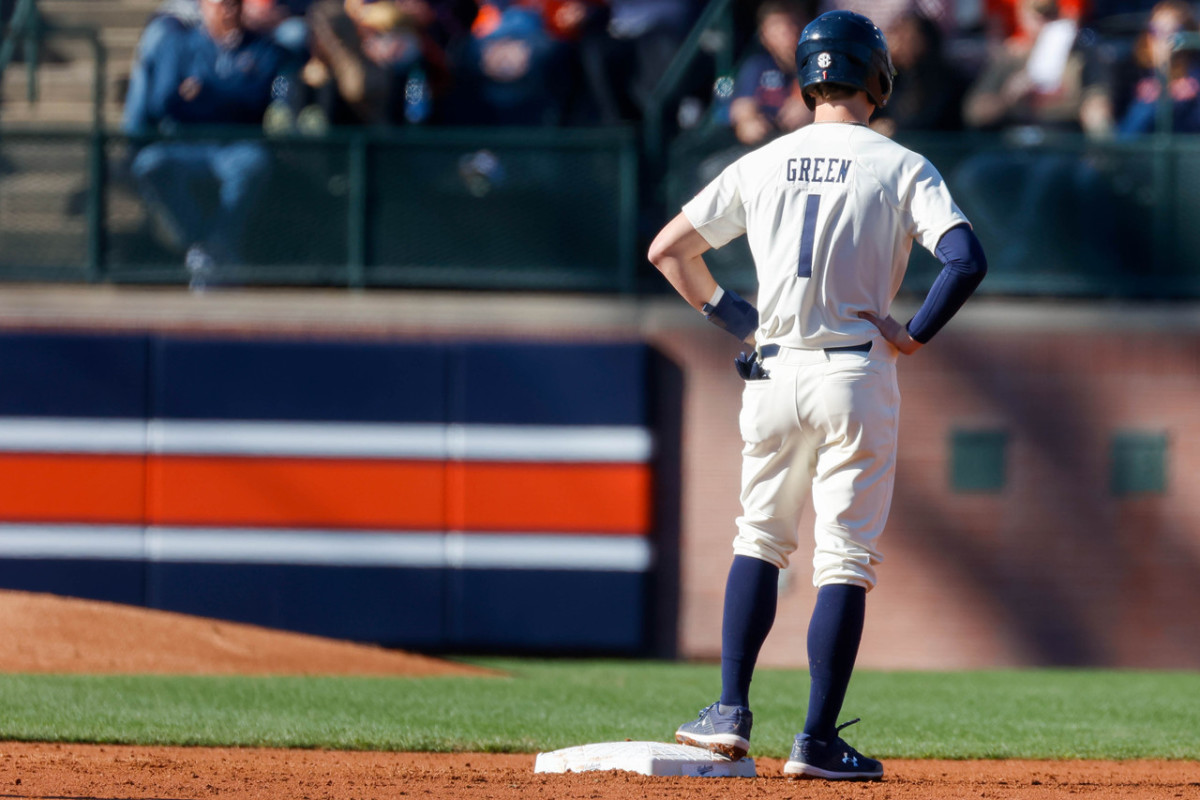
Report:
842,754,859,767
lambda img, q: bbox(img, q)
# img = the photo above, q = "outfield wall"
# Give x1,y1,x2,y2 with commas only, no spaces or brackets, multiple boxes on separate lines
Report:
0,287,1197,668
0,319,676,655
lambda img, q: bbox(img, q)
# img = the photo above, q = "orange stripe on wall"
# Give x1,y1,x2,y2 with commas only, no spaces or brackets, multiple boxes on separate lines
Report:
0,454,145,523
0,456,652,534
449,463,652,534
147,457,447,529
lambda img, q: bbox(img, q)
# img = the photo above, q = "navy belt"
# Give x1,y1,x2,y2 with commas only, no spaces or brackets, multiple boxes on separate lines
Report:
759,342,871,359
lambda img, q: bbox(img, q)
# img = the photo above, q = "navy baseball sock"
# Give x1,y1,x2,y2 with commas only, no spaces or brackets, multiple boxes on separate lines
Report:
803,583,866,742
719,555,779,709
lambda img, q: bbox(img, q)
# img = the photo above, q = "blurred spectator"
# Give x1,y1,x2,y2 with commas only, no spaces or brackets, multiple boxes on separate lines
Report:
985,0,1087,41
690,2,809,188
872,12,966,136
151,0,204,31
123,2,198,137
470,0,604,42
297,0,448,126
465,0,607,124
725,0,811,147
446,2,576,125
576,0,698,125
963,0,1085,131
242,0,316,136
818,0,957,35
244,0,316,61
954,0,1112,276
1101,0,1200,136
123,0,285,289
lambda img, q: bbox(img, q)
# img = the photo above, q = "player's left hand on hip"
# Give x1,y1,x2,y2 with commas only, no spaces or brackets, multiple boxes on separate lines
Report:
857,311,923,355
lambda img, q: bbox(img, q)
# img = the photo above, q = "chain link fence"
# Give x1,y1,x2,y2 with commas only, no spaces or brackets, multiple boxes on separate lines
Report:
4,122,1200,297
0,126,640,291
0,134,91,279
666,124,1200,300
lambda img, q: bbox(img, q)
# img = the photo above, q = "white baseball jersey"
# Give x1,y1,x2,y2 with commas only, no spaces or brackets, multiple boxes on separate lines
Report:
683,122,968,351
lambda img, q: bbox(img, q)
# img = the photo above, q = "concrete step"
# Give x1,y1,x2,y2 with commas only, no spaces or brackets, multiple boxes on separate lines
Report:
0,140,90,172
5,53,138,118
33,26,142,70
6,2,157,129
0,229,88,267
0,172,89,218
0,209,85,231
0,99,121,125
0,171,84,194
3,61,105,102
107,188,148,228
38,0,159,32
0,210,87,234
0,193,145,231
0,167,146,230
0,191,76,217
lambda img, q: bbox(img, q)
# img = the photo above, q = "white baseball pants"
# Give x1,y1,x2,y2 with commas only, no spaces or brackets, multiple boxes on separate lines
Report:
732,343,899,590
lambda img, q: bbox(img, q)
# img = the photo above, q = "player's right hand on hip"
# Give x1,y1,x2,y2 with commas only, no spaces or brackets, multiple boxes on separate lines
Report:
857,311,923,355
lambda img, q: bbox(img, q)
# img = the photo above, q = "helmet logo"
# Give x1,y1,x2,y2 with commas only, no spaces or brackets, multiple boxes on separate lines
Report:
817,53,833,69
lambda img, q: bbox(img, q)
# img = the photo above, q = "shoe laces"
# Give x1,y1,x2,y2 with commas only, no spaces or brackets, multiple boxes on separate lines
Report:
832,719,868,757
835,718,862,735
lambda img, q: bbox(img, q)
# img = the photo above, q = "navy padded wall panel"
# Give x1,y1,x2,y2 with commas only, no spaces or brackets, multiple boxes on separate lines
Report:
449,570,647,652
453,343,649,426
147,563,448,646
0,332,150,418
152,338,449,423
0,560,146,606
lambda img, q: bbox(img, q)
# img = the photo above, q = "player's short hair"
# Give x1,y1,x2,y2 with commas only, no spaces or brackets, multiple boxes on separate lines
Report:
806,83,861,103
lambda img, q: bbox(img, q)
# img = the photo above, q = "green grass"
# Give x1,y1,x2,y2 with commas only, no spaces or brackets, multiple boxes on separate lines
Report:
0,660,1197,759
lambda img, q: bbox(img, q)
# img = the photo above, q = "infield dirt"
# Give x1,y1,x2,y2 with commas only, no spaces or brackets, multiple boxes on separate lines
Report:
0,590,1197,800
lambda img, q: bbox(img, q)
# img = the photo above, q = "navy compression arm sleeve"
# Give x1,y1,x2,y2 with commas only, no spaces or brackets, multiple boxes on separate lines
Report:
905,224,988,344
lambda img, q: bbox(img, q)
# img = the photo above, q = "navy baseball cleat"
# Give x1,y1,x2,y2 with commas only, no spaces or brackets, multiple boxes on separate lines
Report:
783,719,883,780
675,702,752,761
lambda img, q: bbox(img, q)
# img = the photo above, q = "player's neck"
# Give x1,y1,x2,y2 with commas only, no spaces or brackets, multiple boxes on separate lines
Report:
812,97,874,126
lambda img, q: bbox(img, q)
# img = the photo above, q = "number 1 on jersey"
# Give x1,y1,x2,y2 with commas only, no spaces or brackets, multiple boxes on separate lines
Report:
797,194,821,278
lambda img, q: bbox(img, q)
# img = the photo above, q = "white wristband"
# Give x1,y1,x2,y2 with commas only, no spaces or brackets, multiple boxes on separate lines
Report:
706,286,725,309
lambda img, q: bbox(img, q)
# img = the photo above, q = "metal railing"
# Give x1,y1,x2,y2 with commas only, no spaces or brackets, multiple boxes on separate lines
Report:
642,0,735,167
666,127,1200,299
4,3,1200,297
6,123,1200,298
0,0,38,82
0,125,642,291
0,0,107,128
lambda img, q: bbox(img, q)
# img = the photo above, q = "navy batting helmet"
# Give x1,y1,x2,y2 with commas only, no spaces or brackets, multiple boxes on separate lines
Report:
795,10,896,110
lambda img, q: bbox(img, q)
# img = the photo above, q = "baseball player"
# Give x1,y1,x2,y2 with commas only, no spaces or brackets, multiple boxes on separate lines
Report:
648,10,987,780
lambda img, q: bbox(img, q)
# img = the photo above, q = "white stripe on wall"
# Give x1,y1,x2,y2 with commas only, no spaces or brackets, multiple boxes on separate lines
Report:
145,528,448,568
444,531,653,572
448,424,653,462
148,420,449,459
0,525,654,573
0,418,653,463
0,525,147,559
0,419,147,454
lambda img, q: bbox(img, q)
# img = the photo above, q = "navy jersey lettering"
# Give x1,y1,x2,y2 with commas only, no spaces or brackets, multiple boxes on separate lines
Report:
784,157,850,184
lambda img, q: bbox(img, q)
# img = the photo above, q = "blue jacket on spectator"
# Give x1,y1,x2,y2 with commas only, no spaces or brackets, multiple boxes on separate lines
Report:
124,23,284,134
729,48,797,127
1117,65,1200,137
